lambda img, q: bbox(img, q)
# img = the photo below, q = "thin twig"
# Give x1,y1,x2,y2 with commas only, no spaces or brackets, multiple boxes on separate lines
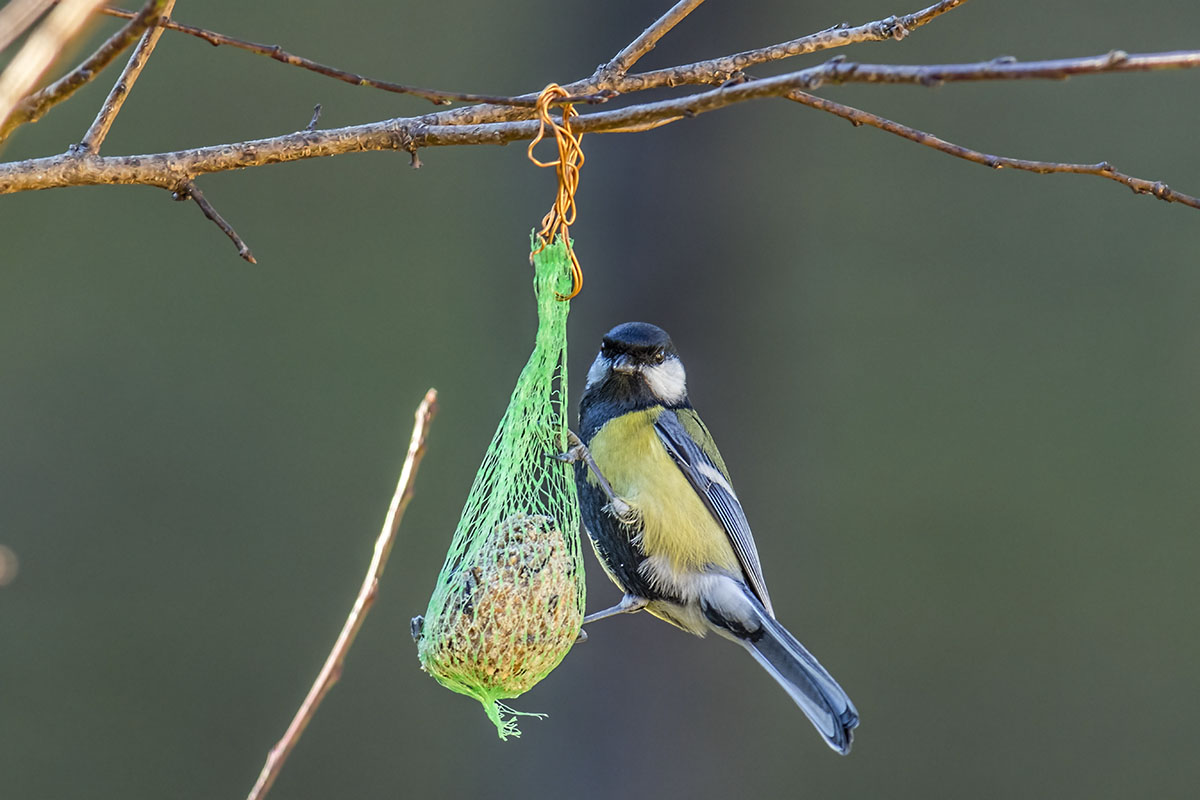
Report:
96,0,963,129
0,0,58,54
79,0,175,152
579,49,1200,131
3,49,1199,201
430,0,971,129
98,5,615,108
605,0,707,75
0,0,166,142
798,49,1200,89
785,90,1200,210
245,389,439,800
0,0,110,136
625,0,970,89
174,182,257,263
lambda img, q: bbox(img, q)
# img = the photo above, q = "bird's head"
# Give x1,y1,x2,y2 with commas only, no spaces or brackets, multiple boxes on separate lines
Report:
584,321,688,407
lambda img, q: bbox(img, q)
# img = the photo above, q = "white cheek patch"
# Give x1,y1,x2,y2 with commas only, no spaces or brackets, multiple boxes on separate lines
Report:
642,357,687,404
585,353,609,390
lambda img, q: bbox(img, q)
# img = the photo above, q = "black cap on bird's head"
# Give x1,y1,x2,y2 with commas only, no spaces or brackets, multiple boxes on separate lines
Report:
582,322,689,421
601,322,677,360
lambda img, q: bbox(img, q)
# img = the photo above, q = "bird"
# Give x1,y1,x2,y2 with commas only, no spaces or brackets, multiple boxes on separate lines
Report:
562,321,859,754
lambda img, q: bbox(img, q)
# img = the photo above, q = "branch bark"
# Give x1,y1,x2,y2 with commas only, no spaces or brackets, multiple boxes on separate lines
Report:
244,389,439,800
0,0,110,135
785,90,1200,210
79,0,175,152
0,0,167,141
624,0,970,90
174,181,257,262
97,5,612,108
2,0,1197,262
89,0,965,132
0,0,58,54
421,0,971,129
604,0,707,75
3,49,1198,198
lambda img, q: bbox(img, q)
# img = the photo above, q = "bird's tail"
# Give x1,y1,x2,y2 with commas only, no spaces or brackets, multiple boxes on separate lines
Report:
705,583,859,754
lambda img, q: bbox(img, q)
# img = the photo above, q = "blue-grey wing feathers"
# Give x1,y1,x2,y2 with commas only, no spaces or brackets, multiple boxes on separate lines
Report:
653,409,775,617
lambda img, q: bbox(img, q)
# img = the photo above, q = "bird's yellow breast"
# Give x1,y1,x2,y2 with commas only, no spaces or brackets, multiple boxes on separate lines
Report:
587,408,739,575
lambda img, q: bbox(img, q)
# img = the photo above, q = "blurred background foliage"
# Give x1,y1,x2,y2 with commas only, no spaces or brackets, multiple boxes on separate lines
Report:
2,1,1198,798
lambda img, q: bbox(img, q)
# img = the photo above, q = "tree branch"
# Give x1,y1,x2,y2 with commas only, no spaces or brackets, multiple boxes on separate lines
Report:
173,181,257,262
91,0,965,132
0,0,167,142
0,0,58,54
97,5,614,108
623,0,970,89
798,49,1200,89
2,50,1198,199
78,0,175,153
425,0,970,130
0,0,110,135
785,90,1200,210
604,0,707,75
245,388,439,800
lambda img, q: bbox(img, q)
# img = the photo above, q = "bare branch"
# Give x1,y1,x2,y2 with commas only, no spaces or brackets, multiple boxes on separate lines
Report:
79,0,175,153
0,121,412,191
98,0,964,132
429,0,970,129
98,5,614,108
3,49,1199,200
245,389,439,800
799,49,1200,89
0,0,58,54
173,182,257,263
0,0,110,136
0,0,167,142
625,0,970,89
786,90,1200,210
605,0,707,75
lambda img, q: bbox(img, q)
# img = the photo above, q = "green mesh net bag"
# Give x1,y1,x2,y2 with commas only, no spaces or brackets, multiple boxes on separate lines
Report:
413,235,584,739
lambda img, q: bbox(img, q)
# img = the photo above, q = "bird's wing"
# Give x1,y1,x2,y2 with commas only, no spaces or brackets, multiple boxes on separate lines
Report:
654,408,775,616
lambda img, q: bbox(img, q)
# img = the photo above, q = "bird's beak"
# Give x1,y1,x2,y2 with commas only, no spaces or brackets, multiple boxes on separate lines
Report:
612,355,639,375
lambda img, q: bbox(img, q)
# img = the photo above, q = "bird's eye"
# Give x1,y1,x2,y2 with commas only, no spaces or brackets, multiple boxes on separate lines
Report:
654,351,666,364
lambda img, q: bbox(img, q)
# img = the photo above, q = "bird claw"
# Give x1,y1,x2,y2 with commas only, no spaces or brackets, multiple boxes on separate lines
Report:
553,430,587,463
604,497,639,525
555,429,636,522
554,444,585,464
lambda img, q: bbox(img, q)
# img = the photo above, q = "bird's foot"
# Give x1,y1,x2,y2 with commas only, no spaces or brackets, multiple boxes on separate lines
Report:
603,497,639,526
553,430,588,464
555,430,634,520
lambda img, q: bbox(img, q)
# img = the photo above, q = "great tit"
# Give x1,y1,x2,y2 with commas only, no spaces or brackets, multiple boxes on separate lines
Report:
565,321,859,754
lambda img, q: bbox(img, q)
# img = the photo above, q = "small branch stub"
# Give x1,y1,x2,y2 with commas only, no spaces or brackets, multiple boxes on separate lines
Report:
305,104,322,132
174,182,257,263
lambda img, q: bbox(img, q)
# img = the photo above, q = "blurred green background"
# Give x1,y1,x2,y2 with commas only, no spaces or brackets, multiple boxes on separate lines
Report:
2,1,1198,797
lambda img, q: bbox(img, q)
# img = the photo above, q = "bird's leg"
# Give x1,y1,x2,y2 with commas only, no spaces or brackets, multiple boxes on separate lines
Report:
576,594,649,640
555,430,638,524
584,594,648,624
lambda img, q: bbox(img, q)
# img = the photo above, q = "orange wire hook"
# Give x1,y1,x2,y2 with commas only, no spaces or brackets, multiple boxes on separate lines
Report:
528,83,585,301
